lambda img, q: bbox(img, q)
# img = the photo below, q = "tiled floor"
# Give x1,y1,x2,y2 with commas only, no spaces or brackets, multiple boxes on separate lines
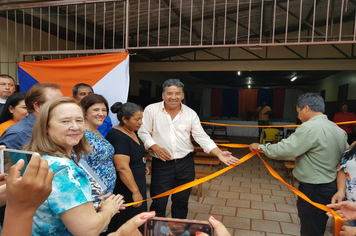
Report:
146,136,335,236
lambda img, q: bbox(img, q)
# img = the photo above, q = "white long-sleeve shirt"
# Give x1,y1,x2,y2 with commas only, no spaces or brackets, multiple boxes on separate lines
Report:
138,101,217,159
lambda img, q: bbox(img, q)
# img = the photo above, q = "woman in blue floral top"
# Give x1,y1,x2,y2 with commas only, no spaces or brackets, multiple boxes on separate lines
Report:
332,141,356,226
80,94,117,194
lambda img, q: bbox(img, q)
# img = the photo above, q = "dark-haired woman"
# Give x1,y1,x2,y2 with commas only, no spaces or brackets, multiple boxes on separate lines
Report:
106,102,148,234
80,93,117,195
332,141,356,226
0,92,27,136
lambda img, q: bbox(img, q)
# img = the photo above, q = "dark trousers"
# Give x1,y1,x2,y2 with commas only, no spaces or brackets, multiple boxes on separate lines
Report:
149,153,195,219
347,133,356,145
297,181,337,236
258,120,269,138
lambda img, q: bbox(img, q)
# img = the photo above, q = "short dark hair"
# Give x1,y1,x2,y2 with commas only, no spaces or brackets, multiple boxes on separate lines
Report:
0,74,15,83
80,93,108,113
25,83,61,114
111,102,142,123
340,102,348,108
0,92,26,123
72,83,93,98
162,79,184,93
296,93,325,113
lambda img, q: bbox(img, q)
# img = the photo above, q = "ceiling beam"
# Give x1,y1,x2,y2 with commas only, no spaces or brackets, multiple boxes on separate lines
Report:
128,0,288,43
239,47,263,59
305,0,322,23
161,0,204,41
131,59,356,72
276,2,350,58
226,15,304,59
0,0,121,11
276,2,325,36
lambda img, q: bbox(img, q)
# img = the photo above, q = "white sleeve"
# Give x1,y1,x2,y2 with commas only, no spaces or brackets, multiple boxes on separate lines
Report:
138,105,157,150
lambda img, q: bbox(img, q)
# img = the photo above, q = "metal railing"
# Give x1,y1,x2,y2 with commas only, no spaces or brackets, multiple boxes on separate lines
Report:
1,0,356,76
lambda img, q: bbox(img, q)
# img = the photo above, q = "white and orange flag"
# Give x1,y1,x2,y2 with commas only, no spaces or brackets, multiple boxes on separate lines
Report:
17,52,130,126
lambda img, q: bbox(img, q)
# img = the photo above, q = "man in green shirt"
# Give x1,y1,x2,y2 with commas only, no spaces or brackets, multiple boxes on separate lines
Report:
250,93,348,236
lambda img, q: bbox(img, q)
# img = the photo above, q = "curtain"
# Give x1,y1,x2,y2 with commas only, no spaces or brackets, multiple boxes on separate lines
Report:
211,88,223,117
284,89,301,122
238,89,258,118
200,88,211,117
222,89,239,117
257,89,274,118
273,89,286,119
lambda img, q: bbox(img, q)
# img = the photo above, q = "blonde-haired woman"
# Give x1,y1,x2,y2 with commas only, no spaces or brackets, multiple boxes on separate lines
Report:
24,97,124,236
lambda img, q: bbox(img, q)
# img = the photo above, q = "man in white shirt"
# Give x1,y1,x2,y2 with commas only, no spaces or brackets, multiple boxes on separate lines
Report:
138,79,239,219
0,75,16,116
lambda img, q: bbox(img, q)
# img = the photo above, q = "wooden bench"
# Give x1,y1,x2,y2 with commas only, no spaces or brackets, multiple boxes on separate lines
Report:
194,151,227,169
193,146,228,152
195,170,213,202
194,157,221,171
191,137,230,144
146,152,221,172
213,139,230,143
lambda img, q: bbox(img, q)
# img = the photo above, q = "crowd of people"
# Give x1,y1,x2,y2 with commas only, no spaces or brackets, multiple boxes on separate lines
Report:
0,76,235,236
0,73,356,236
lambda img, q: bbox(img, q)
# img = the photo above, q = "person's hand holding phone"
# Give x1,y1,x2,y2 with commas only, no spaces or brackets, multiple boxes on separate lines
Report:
5,153,54,212
0,146,7,206
2,153,54,236
108,211,156,236
196,216,231,236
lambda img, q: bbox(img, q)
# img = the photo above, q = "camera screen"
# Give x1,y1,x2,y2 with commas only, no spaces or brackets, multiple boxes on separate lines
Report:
1,149,34,175
145,218,213,236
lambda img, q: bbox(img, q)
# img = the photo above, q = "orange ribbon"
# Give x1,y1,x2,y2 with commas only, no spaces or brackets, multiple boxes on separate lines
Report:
217,143,250,148
254,151,343,236
126,147,343,235
201,120,356,128
201,121,299,128
125,152,256,207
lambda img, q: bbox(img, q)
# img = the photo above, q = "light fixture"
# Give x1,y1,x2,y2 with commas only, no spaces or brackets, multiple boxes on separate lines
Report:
248,85,251,89
237,71,241,76
291,76,297,82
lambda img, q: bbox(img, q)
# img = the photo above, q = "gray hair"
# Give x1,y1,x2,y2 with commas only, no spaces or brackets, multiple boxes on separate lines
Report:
162,79,184,93
111,102,142,123
297,93,325,113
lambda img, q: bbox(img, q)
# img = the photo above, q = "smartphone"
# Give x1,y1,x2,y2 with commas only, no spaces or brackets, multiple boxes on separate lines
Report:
144,217,214,236
0,149,35,175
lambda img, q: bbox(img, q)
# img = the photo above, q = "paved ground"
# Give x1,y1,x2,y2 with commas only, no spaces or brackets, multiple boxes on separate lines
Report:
145,136,335,236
